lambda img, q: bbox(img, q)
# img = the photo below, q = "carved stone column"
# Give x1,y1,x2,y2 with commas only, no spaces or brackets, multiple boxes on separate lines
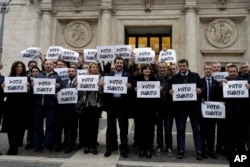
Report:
182,1,199,72
100,0,114,45
39,0,54,53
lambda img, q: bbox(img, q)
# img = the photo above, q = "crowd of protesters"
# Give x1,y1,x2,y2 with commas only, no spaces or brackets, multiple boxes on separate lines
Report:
0,53,250,163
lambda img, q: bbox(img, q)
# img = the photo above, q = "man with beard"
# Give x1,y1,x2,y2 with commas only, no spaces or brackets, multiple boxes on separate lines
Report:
103,57,132,158
54,66,78,153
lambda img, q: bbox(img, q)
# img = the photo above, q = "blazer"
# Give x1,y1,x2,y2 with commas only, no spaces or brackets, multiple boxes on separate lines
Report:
201,77,223,101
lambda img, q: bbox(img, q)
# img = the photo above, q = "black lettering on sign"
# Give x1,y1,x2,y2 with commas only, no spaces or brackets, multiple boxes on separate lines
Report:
116,48,127,52
37,88,53,92
140,91,157,96
227,90,245,95
228,84,242,89
100,55,113,59
7,86,24,90
107,86,124,91
109,80,122,84
138,57,152,62
205,111,222,116
177,87,191,92
101,49,111,53
142,84,155,89
62,91,74,96
61,97,76,102
176,94,193,98
207,105,220,109
9,80,22,84
82,78,94,82
80,84,96,89
38,81,51,86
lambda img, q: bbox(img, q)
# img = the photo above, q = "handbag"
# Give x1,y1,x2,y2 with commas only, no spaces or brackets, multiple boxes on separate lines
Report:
75,94,87,113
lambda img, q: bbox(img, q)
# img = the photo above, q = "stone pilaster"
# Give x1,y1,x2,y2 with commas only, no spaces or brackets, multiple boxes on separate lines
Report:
39,0,54,53
182,1,199,72
100,0,114,45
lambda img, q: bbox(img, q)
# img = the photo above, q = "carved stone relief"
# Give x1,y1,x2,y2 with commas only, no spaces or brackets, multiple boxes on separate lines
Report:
206,19,237,48
64,21,92,48
72,0,81,7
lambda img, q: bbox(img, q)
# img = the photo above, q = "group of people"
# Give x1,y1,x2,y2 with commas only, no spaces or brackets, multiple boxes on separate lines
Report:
0,55,250,163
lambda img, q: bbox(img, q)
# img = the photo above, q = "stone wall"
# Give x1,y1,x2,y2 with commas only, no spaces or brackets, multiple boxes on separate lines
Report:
0,0,249,76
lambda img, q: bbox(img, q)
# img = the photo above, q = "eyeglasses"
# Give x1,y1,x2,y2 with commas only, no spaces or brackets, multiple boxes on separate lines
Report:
32,70,39,73
169,68,176,70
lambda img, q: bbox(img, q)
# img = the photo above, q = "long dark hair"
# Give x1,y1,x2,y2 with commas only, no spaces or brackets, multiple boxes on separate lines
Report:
9,61,26,76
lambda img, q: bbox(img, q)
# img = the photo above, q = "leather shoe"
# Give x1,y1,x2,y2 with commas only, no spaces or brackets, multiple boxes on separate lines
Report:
196,151,203,160
91,147,98,155
146,149,152,159
120,149,128,158
177,150,184,159
139,149,144,158
84,147,90,154
207,151,218,159
104,149,111,157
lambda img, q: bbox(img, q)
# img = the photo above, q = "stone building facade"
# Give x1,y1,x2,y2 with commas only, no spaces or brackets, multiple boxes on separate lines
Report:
1,0,250,75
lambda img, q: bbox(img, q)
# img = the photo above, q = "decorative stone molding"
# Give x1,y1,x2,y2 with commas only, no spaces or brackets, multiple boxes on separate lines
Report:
64,21,92,48
218,0,227,10
99,7,116,15
181,5,199,13
144,0,152,11
72,0,81,8
206,19,237,48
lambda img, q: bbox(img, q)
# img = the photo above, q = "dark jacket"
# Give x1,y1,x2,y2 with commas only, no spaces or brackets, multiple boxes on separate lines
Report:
170,70,203,107
33,70,62,107
201,77,223,101
103,70,132,108
134,74,160,112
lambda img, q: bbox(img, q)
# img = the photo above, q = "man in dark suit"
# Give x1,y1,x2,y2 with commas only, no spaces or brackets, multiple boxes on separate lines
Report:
54,65,78,153
103,57,132,158
169,59,203,160
200,64,223,159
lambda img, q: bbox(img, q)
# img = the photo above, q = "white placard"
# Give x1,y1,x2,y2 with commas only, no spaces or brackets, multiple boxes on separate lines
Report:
223,80,249,98
45,46,63,60
33,78,56,95
77,69,87,76
103,76,128,94
158,49,176,63
96,46,116,61
115,45,132,59
137,81,160,98
54,68,69,80
57,88,78,104
4,77,28,93
172,83,197,101
77,75,99,91
134,48,155,64
61,48,79,62
83,49,97,63
201,101,226,119
20,47,41,59
212,72,228,81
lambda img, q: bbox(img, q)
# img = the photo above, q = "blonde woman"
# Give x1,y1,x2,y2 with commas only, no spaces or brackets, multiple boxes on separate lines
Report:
79,62,103,155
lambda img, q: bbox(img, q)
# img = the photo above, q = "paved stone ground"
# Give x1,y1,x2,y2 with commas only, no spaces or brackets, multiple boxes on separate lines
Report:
0,112,229,167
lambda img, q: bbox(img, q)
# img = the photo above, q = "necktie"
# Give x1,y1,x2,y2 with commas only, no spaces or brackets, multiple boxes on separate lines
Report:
207,79,211,101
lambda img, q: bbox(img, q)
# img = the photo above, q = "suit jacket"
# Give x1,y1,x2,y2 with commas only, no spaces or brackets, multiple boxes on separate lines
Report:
170,70,203,103
201,77,223,101
104,70,133,108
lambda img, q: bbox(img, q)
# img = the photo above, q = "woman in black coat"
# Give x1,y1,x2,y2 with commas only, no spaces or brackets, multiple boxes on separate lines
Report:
2,61,30,155
133,64,161,158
